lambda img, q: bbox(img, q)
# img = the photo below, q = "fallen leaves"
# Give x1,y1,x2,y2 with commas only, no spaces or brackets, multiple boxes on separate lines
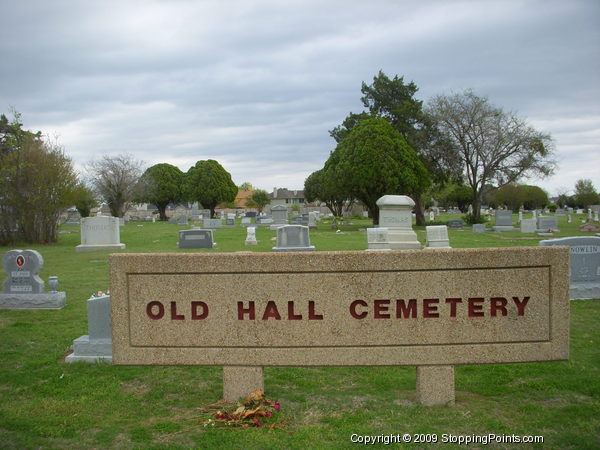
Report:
199,390,285,429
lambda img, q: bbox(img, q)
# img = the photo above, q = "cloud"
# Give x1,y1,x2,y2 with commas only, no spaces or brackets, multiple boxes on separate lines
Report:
1,0,598,195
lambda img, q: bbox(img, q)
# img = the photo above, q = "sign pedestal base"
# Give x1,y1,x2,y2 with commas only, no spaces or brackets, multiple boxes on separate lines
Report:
223,366,264,402
416,365,455,406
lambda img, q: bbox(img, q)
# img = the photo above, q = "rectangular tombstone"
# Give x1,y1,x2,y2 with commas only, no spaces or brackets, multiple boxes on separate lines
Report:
241,217,252,227
425,225,450,248
245,211,257,218
272,225,315,252
537,216,559,232
367,227,390,250
271,205,288,224
76,216,125,252
472,224,486,233
111,247,569,367
226,218,235,226
540,236,600,299
555,209,566,216
520,218,537,233
493,210,515,231
447,219,463,229
66,295,112,362
179,215,189,226
178,229,215,249
203,219,223,229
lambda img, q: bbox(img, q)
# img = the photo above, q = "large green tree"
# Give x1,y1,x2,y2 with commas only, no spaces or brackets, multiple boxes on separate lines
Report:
0,112,78,243
428,90,556,221
248,189,270,213
324,118,430,224
304,168,349,217
185,159,237,218
573,179,599,208
136,163,184,221
329,71,460,225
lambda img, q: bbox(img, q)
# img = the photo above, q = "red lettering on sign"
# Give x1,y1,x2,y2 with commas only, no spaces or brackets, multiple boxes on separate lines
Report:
262,301,282,320
350,300,368,319
423,299,439,318
468,298,484,317
308,301,323,320
237,301,255,320
288,301,302,320
374,299,390,319
191,301,209,320
146,301,164,320
396,299,416,318
490,297,508,316
512,296,529,316
445,298,462,317
170,301,184,320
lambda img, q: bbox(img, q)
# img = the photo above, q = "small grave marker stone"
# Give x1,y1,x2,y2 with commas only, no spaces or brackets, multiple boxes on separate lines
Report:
447,219,464,229
0,250,66,309
520,218,537,233
492,210,515,232
537,216,559,233
272,225,315,252
76,216,125,252
472,224,486,233
366,228,390,250
203,218,223,229
178,229,215,249
245,227,257,245
66,295,112,362
425,225,450,248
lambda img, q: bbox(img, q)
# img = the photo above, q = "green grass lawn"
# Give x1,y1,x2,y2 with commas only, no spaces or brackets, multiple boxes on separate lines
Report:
0,213,598,449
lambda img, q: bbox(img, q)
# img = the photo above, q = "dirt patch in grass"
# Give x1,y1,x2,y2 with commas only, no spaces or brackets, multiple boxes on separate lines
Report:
122,380,151,397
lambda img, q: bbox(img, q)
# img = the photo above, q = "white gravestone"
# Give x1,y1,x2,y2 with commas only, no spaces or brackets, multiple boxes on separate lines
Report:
425,225,451,249
66,295,112,363
537,216,559,233
540,237,600,299
308,212,318,230
376,195,421,249
0,250,66,309
366,228,390,250
429,211,435,221
272,225,315,252
245,227,258,245
520,218,537,233
472,224,487,233
76,216,125,252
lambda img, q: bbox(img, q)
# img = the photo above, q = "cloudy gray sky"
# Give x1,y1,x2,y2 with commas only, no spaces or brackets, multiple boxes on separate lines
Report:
1,0,598,196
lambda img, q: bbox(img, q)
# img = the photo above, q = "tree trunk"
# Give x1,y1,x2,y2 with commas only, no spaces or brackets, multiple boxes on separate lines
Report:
472,192,482,222
413,193,426,226
157,203,168,221
369,204,379,225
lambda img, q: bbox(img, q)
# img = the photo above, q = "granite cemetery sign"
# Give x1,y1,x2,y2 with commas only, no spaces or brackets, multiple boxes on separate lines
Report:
1,250,66,309
110,247,569,405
